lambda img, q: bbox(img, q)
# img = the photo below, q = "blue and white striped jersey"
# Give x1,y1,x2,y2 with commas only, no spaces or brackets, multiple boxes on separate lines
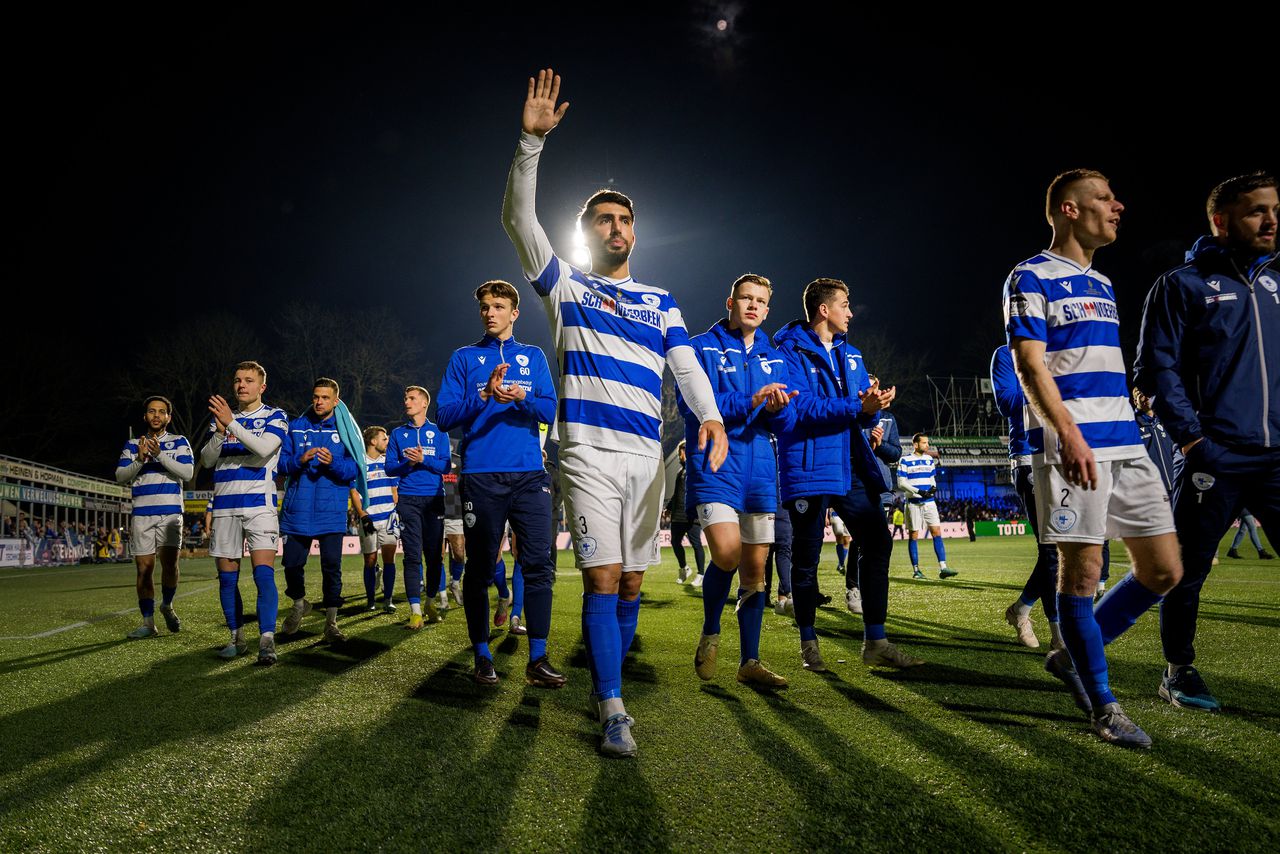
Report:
201,403,289,517
363,454,398,526
1003,251,1143,463
116,432,194,516
897,453,939,504
502,131,721,460
532,257,690,456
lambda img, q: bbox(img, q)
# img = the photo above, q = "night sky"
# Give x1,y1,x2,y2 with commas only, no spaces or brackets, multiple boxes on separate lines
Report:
11,6,1276,476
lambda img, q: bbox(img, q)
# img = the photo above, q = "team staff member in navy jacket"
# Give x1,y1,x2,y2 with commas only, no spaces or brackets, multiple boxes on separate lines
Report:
386,385,451,630
774,277,921,673
679,273,797,689
278,378,360,642
437,279,564,688
1135,171,1279,712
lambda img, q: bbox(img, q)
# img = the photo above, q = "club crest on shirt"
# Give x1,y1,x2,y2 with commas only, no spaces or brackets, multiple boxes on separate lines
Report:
795,499,809,514
761,361,772,374
1050,508,1078,533
640,293,662,308
426,431,436,440
331,434,341,443
1191,472,1215,491
164,442,174,450
516,354,529,367
847,355,859,371
254,419,266,428
1260,275,1278,294
701,505,713,520
577,536,598,558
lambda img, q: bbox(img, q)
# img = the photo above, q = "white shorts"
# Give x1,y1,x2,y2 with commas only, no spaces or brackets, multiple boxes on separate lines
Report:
209,512,280,559
131,513,182,555
907,501,941,532
1034,455,1176,544
559,444,663,573
697,503,775,544
443,517,464,537
360,522,398,553
829,513,849,538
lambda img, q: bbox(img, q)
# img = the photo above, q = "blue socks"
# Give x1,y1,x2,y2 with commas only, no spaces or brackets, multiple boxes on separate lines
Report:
530,637,547,660
583,593,621,700
1060,594,1117,708
617,595,641,658
737,589,764,663
908,539,920,566
139,597,155,618
1095,572,1164,645
865,623,886,641
932,535,947,563
835,543,848,568
383,562,396,601
449,555,464,582
364,564,379,601
160,586,175,608
701,563,734,635
475,641,492,661
253,565,278,631
218,571,240,630
511,561,525,619
493,558,509,600
799,625,817,642
1019,592,1038,608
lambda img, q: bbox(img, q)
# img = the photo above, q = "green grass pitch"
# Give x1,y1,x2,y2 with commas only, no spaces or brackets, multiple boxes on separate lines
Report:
1,535,1278,852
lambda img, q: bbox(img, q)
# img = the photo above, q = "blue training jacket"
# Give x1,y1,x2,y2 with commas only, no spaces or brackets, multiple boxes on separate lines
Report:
436,334,556,474
385,420,451,496
990,344,1032,459
773,320,886,503
1136,237,1280,451
677,319,796,515
279,410,360,536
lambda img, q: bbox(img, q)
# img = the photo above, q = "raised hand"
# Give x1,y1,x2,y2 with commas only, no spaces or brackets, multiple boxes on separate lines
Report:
523,68,570,137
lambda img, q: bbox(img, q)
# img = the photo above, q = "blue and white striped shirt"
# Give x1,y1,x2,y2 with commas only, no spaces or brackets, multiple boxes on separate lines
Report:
116,432,193,516
532,257,691,456
503,131,721,460
202,403,289,516
897,453,939,504
1003,251,1143,463
364,454,398,527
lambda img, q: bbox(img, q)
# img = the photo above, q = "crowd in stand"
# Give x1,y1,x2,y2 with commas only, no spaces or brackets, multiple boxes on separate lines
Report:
1,514,129,564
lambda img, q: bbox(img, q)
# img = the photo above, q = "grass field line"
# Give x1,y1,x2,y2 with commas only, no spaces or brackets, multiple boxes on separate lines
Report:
0,583,216,640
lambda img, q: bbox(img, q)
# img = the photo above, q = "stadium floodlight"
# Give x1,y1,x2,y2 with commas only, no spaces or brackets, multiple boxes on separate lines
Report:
571,228,591,268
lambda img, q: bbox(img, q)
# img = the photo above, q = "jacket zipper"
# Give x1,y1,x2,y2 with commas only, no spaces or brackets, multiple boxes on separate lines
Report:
1235,260,1271,447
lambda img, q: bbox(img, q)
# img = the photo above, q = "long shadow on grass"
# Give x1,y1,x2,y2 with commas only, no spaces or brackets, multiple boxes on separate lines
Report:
0,639,126,676
716,687,1009,849
1197,610,1280,629
243,653,547,850
0,644,354,821
868,658,1280,848
574,754,672,851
